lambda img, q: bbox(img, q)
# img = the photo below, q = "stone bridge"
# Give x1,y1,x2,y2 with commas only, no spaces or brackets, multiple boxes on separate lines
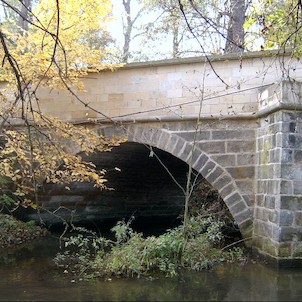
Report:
14,51,302,265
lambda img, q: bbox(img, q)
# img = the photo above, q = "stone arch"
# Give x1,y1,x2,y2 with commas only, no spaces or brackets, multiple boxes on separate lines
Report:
99,124,253,239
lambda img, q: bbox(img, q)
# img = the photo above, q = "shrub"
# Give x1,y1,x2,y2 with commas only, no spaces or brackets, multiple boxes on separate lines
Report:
54,215,244,279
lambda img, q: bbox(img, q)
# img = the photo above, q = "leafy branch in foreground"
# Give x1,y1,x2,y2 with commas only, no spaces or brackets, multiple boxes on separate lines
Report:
0,113,125,209
54,215,244,279
0,0,125,213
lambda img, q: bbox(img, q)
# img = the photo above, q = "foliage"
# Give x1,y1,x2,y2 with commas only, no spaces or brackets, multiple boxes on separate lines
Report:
0,0,115,88
54,215,244,279
0,213,48,247
0,1,125,211
0,116,125,209
188,178,240,238
245,0,302,55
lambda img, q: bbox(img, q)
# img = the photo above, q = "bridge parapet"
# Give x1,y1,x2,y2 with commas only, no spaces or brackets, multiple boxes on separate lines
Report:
31,51,302,124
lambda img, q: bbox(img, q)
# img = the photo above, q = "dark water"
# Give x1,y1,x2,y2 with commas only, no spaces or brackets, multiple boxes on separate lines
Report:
1,236,302,301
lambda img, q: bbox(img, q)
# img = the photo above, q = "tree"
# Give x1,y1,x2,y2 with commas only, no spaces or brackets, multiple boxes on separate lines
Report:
246,0,302,55
18,0,31,32
224,0,248,53
0,0,123,215
179,0,250,54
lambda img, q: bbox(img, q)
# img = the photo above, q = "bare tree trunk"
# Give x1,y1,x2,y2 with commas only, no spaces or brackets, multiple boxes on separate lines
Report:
122,0,132,63
18,0,31,33
224,0,247,53
172,25,180,58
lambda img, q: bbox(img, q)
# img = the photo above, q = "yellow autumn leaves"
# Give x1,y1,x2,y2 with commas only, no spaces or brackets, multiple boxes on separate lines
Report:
0,1,126,210
0,0,114,88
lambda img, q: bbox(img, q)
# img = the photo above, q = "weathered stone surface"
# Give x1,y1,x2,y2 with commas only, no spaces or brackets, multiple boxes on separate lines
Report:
279,210,294,226
226,141,255,153
226,166,255,179
237,153,255,165
211,154,236,167
211,129,255,140
197,141,226,154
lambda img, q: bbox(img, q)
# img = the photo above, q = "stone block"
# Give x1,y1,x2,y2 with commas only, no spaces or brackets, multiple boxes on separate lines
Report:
211,154,236,167
256,194,265,207
257,180,265,194
278,242,292,258
156,131,172,150
289,134,302,148
108,93,124,102
199,160,216,177
206,166,224,184
192,153,209,171
197,141,226,154
279,210,294,226
227,140,255,153
257,137,264,151
226,166,255,179
255,207,268,221
281,163,302,180
235,180,255,194
219,183,236,199
237,153,255,165
279,227,302,242
294,150,302,163
258,164,274,179
294,211,302,226
234,208,252,225
269,149,279,163
172,137,187,157
238,219,253,240
293,181,302,194
281,149,293,163
230,201,249,216
264,180,279,195
254,221,273,238
175,130,211,141
292,242,302,257
213,173,233,190
211,129,255,140
280,196,302,211
178,142,194,162
224,192,243,208
264,195,276,209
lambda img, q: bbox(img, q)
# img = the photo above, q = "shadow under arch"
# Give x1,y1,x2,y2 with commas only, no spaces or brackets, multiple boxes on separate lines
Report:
99,124,253,240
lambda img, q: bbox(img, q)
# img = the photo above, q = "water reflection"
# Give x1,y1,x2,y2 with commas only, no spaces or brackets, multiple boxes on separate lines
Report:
0,236,302,301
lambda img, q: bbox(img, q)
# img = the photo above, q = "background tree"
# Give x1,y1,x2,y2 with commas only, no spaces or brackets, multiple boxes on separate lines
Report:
246,0,302,55
113,0,253,62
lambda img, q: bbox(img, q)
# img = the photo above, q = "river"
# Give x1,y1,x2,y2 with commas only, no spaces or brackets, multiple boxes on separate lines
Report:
1,235,302,301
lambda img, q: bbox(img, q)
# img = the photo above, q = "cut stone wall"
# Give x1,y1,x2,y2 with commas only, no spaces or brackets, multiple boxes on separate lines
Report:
100,119,256,239
30,52,302,123
254,110,302,261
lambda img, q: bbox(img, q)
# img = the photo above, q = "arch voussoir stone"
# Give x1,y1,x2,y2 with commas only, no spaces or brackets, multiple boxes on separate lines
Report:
155,130,172,150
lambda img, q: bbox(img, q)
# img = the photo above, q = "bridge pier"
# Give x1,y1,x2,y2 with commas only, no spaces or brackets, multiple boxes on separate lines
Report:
254,82,302,265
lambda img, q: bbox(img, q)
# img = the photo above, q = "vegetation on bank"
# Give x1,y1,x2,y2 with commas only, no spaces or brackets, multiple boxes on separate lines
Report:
0,213,48,248
54,214,244,280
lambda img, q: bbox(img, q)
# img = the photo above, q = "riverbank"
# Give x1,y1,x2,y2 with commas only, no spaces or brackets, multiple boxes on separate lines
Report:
0,234,295,301
0,213,48,248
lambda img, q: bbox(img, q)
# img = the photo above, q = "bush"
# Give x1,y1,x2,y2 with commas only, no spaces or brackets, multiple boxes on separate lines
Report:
0,214,48,247
54,215,244,279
